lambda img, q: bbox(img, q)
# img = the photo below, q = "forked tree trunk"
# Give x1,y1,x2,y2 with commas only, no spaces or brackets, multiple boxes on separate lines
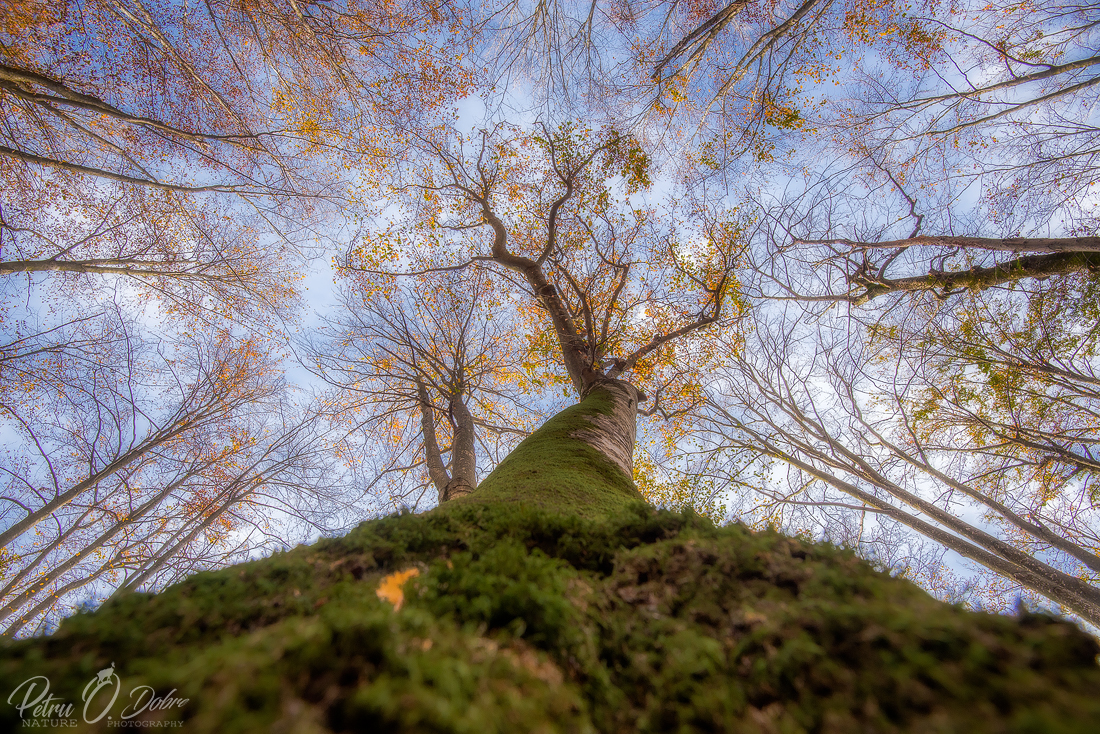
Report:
418,381,479,504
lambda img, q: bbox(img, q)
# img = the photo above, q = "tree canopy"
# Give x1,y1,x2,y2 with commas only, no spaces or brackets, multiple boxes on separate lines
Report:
1,0,1098,638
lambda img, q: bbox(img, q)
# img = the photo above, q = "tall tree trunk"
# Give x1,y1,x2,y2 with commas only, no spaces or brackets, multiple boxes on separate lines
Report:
455,379,644,518
852,252,1100,304
417,380,452,499
4,378,1100,732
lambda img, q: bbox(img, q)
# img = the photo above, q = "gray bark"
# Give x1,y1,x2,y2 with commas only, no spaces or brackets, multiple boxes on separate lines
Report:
416,379,478,504
851,252,1100,304
417,380,452,497
444,395,476,502
830,235,1100,254
573,379,641,478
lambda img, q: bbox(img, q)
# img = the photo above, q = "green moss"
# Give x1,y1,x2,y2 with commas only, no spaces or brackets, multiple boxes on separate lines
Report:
2,504,1098,732
450,387,643,519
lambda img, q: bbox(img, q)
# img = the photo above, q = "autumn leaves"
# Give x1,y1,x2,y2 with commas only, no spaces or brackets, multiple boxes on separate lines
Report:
2,0,1098,635
0,0,467,633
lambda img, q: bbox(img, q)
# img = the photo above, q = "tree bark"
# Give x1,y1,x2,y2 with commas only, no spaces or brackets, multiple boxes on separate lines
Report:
827,234,1100,254
0,470,197,623
443,395,477,502
417,379,478,504
457,379,644,518
417,380,452,498
572,379,641,479
776,447,1100,627
853,251,1100,304
704,394,1100,627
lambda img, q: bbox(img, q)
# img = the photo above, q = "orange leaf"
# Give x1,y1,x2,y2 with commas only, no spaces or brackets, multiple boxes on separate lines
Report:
376,568,420,611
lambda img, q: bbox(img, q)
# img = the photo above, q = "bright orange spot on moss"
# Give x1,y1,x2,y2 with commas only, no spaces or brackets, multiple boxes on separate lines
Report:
376,568,420,611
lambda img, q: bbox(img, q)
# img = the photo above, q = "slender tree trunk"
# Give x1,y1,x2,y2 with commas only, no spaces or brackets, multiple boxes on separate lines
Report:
417,380,452,499
817,235,1100,254
0,471,197,623
417,380,480,504
710,394,1100,626
777,448,1100,627
0,259,198,277
112,487,246,597
0,558,118,639
443,396,477,502
0,425,184,549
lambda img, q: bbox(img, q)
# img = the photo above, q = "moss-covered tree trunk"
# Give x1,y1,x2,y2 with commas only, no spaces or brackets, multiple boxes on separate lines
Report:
2,393,1100,733
454,380,645,517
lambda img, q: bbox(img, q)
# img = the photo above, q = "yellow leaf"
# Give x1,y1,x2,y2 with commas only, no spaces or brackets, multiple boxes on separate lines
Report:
376,568,420,611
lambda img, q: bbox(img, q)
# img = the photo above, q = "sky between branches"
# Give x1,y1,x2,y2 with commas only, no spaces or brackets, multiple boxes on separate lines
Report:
2,0,1099,633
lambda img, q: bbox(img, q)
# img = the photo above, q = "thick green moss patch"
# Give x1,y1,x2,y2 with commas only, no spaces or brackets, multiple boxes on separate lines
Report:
453,387,644,518
2,503,1098,732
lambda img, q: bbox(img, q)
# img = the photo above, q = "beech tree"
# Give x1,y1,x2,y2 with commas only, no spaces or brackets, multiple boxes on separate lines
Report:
623,0,1100,314
0,410,336,638
306,269,539,509
898,281,1100,513
346,123,746,488
632,0,1098,217
463,0,844,161
0,186,304,326
827,0,1100,232
688,295,1100,626
725,113,1100,620
1,126,1097,725
746,170,1100,307
735,0,1100,307
0,0,464,193
0,0,471,634
1,5,1100,728
0,322,342,632
804,236,1100,306
0,0,468,328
